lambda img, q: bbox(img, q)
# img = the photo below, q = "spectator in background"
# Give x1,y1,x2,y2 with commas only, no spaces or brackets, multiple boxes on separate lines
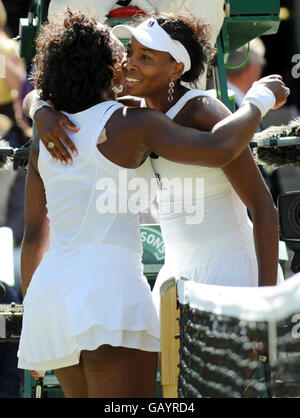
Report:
226,38,267,110
226,38,282,204
2,0,33,140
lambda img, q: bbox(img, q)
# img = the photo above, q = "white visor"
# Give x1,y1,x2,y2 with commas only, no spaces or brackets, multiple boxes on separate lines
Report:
112,17,191,74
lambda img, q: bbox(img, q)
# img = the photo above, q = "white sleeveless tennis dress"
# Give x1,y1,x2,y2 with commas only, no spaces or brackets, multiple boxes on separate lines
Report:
18,101,160,372
152,90,284,313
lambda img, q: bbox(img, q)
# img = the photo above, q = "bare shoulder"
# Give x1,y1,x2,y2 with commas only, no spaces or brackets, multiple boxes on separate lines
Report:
177,93,231,130
106,106,172,150
185,93,229,112
111,106,169,129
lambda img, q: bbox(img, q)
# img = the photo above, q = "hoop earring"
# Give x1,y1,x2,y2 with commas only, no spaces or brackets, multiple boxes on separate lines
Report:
112,85,124,94
168,81,175,103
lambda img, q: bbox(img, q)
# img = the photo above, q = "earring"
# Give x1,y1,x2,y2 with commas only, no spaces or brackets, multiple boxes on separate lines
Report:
112,85,124,94
168,81,175,103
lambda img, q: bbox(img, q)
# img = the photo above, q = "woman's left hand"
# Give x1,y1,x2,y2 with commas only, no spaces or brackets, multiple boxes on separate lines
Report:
34,106,79,164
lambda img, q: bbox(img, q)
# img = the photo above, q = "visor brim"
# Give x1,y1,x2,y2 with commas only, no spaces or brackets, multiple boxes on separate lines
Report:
112,25,170,53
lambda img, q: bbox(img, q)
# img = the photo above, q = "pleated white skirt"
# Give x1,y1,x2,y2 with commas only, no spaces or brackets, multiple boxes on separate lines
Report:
18,249,160,372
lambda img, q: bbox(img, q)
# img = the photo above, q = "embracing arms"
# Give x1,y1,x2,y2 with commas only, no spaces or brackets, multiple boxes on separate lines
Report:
22,77,287,286
24,75,287,167
141,76,287,167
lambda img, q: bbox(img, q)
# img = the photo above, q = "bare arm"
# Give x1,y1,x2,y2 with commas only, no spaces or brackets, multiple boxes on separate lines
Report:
20,137,49,297
141,75,287,166
223,151,279,286
22,92,141,164
140,102,264,167
178,95,279,286
28,75,287,165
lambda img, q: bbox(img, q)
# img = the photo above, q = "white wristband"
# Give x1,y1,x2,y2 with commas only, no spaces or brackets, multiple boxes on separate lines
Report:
29,99,52,120
242,83,276,118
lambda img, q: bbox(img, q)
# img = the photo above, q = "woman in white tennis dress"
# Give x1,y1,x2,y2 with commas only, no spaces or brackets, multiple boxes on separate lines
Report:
18,100,160,367
150,89,284,311
111,13,285,320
